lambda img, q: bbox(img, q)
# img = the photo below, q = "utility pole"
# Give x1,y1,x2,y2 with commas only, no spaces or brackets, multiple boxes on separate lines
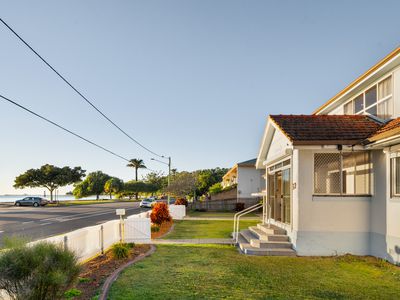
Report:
167,156,171,206
151,156,172,205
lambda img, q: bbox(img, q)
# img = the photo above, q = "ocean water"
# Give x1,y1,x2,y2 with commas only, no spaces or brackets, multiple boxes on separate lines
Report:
0,194,115,203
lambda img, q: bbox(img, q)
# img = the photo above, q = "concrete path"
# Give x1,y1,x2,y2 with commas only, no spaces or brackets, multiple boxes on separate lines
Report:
151,238,233,245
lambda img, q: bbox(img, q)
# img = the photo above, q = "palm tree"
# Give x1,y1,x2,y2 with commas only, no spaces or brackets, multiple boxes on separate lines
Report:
127,159,146,200
127,159,147,181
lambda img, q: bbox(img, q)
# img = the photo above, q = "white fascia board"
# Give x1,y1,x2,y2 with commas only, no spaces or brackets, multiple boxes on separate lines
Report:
294,145,365,151
366,134,400,149
256,119,275,169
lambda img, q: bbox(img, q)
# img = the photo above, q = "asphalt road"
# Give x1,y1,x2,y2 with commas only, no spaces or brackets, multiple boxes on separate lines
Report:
0,202,149,246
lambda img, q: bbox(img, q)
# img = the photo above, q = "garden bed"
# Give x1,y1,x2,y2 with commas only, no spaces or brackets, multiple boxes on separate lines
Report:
151,221,174,239
74,244,151,299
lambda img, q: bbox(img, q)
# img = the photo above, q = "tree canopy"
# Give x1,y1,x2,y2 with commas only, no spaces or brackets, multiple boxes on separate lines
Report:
14,164,85,201
73,171,110,199
118,181,158,199
164,172,197,198
104,177,124,199
126,158,146,181
143,171,168,191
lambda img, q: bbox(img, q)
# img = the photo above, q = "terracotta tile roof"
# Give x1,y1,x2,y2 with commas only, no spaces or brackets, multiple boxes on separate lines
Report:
368,117,400,142
270,115,382,145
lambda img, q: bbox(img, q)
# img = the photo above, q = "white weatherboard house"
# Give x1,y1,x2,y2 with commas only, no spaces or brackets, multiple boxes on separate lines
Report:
222,158,265,202
237,47,400,264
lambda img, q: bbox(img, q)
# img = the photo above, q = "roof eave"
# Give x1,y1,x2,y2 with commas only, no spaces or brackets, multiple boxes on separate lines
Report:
292,139,364,146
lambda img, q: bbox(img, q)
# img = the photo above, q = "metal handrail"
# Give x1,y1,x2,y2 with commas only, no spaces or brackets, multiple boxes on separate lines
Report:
233,203,263,244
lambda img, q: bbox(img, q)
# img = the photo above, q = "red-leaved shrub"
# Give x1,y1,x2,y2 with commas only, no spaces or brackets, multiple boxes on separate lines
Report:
175,198,188,206
150,202,172,226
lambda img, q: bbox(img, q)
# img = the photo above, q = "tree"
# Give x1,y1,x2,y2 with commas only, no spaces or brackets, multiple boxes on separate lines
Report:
164,172,197,198
73,171,110,200
119,181,158,199
14,164,85,201
143,171,168,192
209,182,223,195
127,158,147,199
195,168,228,196
126,158,146,181
104,177,124,199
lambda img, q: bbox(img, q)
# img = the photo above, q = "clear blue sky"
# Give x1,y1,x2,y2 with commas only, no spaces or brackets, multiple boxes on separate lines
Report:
0,0,399,195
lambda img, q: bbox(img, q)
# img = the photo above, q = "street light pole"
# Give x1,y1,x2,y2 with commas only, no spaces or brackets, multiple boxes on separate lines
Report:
167,156,171,205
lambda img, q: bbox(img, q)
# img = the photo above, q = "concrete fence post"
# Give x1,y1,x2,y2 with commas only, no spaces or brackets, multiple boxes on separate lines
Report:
100,225,104,254
63,235,68,251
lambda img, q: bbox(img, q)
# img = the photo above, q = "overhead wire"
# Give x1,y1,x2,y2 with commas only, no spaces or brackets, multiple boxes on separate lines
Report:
0,17,167,159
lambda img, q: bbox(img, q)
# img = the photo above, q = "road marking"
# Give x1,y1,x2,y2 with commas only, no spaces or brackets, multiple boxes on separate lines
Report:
22,221,34,224
0,231,4,234
40,207,140,223
40,222,52,226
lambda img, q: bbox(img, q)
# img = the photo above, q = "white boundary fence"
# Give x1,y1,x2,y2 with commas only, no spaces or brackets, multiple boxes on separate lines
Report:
169,205,186,220
28,211,151,263
0,207,184,299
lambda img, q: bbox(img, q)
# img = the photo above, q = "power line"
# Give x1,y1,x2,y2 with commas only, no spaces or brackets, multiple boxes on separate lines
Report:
0,94,131,162
0,17,166,159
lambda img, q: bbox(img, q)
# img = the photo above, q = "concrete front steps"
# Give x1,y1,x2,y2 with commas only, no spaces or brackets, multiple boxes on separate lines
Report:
238,224,296,256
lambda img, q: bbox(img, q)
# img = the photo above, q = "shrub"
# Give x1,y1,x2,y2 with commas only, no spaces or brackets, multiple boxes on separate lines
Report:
150,202,172,226
151,224,160,232
64,288,82,299
209,182,223,195
0,241,80,300
175,198,188,206
111,243,130,259
235,202,245,212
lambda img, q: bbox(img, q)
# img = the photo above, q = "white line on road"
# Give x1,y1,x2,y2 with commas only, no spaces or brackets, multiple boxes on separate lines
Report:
22,221,34,224
40,223,52,226
0,231,4,234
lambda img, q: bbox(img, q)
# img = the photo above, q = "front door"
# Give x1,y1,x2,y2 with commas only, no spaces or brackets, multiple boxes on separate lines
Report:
267,166,291,224
275,172,282,221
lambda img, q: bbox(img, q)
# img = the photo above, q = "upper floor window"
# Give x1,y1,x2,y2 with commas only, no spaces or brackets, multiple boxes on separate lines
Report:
343,76,393,120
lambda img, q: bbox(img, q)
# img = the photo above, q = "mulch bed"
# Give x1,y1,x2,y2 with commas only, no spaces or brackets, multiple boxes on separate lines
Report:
75,244,151,300
151,221,174,239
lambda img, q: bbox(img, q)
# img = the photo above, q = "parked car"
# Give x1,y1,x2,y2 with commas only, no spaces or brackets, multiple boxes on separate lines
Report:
152,198,176,205
140,198,156,208
14,197,49,207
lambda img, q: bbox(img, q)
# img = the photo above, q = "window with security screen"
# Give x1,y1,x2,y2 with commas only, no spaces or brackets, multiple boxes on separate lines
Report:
314,152,371,195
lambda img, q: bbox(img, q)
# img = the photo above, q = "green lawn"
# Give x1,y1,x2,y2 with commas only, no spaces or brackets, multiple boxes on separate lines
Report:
164,220,259,239
109,244,400,299
187,210,260,218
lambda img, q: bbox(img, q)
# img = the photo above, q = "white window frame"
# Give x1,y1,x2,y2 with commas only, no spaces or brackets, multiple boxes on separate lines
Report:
342,74,393,120
391,155,400,198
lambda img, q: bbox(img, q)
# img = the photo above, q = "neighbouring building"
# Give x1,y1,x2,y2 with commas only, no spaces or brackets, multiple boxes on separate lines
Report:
237,47,400,264
222,158,265,201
